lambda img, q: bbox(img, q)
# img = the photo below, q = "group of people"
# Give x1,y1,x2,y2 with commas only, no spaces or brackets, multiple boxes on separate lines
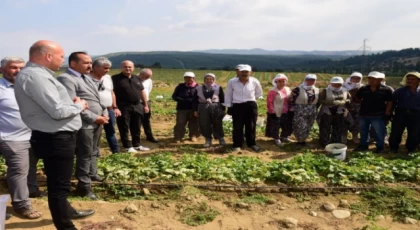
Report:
0,39,419,230
170,64,420,155
0,40,159,229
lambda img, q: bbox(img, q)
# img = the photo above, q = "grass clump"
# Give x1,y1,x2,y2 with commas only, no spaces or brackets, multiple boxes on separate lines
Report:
351,186,420,222
179,202,219,226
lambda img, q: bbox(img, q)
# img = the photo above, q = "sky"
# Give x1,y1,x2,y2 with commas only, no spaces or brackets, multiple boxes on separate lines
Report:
1,0,419,59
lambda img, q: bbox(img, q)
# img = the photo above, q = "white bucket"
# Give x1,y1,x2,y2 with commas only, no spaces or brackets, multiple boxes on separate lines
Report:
0,195,9,230
325,143,347,161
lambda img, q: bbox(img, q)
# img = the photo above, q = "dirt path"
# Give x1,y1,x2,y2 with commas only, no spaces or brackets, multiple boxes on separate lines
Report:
5,192,414,230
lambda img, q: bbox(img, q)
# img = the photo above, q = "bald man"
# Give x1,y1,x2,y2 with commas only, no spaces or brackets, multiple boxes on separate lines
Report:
138,68,158,143
14,40,94,230
112,61,150,153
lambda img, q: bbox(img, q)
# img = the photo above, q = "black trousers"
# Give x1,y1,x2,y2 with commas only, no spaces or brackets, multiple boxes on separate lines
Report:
231,101,258,148
117,103,143,148
30,130,77,230
389,109,419,152
142,101,154,139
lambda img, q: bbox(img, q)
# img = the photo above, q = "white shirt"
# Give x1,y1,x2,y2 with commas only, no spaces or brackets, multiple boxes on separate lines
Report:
141,78,153,101
89,74,114,107
224,77,263,107
0,77,32,141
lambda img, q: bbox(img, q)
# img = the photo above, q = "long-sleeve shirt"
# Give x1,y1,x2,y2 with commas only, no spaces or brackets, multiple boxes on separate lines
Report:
14,62,83,133
289,86,316,108
0,78,31,141
172,83,198,110
266,89,289,114
223,77,262,107
192,85,225,111
392,86,420,111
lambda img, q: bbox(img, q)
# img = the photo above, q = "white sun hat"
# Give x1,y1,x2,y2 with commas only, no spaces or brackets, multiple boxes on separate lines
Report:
305,74,317,80
183,72,195,78
350,72,363,78
238,64,252,72
330,76,344,84
368,71,385,79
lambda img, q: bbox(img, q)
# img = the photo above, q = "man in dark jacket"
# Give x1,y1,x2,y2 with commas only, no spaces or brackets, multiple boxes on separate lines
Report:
172,72,200,143
389,72,420,154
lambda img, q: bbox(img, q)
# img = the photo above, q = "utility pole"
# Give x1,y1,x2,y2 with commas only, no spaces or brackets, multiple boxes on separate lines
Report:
359,39,371,73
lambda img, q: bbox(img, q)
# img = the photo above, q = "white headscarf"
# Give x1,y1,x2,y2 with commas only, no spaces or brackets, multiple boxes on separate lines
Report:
271,73,288,88
300,74,317,90
344,72,363,90
328,76,344,92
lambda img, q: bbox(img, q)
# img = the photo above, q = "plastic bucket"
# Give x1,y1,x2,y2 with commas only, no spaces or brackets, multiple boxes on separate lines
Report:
325,143,347,161
0,195,9,230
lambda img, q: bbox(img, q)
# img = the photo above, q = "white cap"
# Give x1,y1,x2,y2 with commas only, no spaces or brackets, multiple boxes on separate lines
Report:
272,73,288,87
350,72,363,78
305,74,317,80
368,71,385,79
330,76,344,84
184,72,195,78
238,64,252,72
235,64,245,70
204,73,216,79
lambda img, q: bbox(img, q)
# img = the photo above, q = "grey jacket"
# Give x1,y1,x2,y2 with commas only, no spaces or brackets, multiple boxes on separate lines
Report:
57,69,107,129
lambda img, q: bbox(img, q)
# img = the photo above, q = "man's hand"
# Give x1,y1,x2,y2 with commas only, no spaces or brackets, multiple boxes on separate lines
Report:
95,116,109,125
73,97,88,111
114,108,121,117
194,111,198,117
144,106,150,114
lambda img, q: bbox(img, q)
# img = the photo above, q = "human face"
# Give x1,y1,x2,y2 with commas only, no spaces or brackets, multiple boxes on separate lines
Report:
331,83,342,89
48,46,65,71
239,71,251,80
305,79,316,86
351,77,361,83
121,62,134,76
204,76,214,85
93,64,110,77
1,61,25,83
367,77,381,87
276,79,286,89
70,54,92,74
406,75,420,88
184,76,194,84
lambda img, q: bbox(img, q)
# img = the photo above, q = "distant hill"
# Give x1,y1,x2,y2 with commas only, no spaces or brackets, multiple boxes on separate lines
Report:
95,48,420,75
192,48,382,56
103,51,341,71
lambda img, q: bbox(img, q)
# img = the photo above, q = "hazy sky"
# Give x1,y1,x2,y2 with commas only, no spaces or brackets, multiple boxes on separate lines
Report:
1,0,419,59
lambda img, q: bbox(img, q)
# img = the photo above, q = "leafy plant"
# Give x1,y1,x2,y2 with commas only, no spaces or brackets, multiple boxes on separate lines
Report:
179,202,219,226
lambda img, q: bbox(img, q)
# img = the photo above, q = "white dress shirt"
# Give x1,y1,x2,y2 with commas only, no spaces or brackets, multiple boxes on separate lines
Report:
141,78,153,101
0,78,32,141
224,77,263,107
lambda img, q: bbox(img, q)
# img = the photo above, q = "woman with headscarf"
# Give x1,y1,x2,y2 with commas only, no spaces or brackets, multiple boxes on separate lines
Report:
317,76,352,147
172,72,200,143
289,74,319,147
265,74,293,146
343,72,363,144
193,73,226,147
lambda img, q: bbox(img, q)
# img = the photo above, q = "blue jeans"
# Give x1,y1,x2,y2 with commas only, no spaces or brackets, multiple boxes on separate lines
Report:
104,109,120,153
359,116,386,150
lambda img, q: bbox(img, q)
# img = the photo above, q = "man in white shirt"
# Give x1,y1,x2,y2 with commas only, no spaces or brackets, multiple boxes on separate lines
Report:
224,64,263,152
90,57,122,154
138,68,158,143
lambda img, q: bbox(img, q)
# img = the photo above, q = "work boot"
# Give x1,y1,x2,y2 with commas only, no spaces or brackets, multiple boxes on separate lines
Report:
203,138,212,148
219,138,226,146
